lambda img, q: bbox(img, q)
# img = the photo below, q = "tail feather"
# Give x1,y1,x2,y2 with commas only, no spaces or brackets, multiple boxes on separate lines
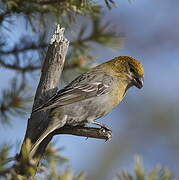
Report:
29,126,56,158
29,115,67,157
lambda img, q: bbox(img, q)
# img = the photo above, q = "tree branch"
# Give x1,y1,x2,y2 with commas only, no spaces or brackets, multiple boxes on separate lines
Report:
54,125,112,141
0,43,47,55
0,59,41,72
20,25,69,167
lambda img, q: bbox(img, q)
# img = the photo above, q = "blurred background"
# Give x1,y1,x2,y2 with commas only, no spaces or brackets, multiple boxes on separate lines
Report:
0,0,179,179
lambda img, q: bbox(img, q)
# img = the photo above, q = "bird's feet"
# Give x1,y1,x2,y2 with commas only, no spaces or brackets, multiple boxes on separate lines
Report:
100,124,111,132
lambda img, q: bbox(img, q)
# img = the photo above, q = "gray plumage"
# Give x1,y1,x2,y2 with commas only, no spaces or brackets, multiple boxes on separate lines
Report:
30,56,144,157
30,69,119,157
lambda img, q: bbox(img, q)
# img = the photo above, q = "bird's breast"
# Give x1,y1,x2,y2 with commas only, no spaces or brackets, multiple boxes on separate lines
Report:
110,80,128,108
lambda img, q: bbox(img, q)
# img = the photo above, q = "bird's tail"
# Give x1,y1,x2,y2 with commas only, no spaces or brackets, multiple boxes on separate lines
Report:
29,115,67,158
29,125,59,158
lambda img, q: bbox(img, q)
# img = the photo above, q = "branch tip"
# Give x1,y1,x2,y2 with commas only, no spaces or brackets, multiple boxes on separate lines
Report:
50,24,67,44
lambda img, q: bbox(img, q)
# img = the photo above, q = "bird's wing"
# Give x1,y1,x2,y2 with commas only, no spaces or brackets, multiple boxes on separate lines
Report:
32,71,113,113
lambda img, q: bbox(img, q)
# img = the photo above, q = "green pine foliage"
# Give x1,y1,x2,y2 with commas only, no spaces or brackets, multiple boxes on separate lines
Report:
116,157,174,180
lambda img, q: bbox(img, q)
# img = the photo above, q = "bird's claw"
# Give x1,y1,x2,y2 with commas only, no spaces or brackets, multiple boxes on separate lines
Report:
100,124,111,132
99,126,111,136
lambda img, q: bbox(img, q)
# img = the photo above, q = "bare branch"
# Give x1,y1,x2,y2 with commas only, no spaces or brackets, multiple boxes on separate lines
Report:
0,43,47,55
0,59,41,72
54,125,112,141
19,25,69,169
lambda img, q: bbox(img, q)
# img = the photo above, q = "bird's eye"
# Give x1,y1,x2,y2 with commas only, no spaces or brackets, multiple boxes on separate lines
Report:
130,66,135,73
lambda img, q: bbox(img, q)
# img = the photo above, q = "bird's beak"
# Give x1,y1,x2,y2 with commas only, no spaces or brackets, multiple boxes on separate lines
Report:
133,76,144,89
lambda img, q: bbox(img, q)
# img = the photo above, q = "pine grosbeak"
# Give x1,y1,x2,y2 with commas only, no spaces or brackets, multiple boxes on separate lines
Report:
30,56,144,156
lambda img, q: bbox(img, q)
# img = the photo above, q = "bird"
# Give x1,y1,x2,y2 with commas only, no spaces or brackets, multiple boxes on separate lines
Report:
30,56,144,157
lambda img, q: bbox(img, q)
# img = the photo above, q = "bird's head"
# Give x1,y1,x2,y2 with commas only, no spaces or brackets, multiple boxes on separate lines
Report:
107,56,144,89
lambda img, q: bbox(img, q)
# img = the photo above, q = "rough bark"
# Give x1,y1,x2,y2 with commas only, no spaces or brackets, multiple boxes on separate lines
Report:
20,25,69,159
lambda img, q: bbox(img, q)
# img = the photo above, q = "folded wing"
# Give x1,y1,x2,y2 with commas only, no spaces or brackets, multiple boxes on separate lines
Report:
32,71,113,113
